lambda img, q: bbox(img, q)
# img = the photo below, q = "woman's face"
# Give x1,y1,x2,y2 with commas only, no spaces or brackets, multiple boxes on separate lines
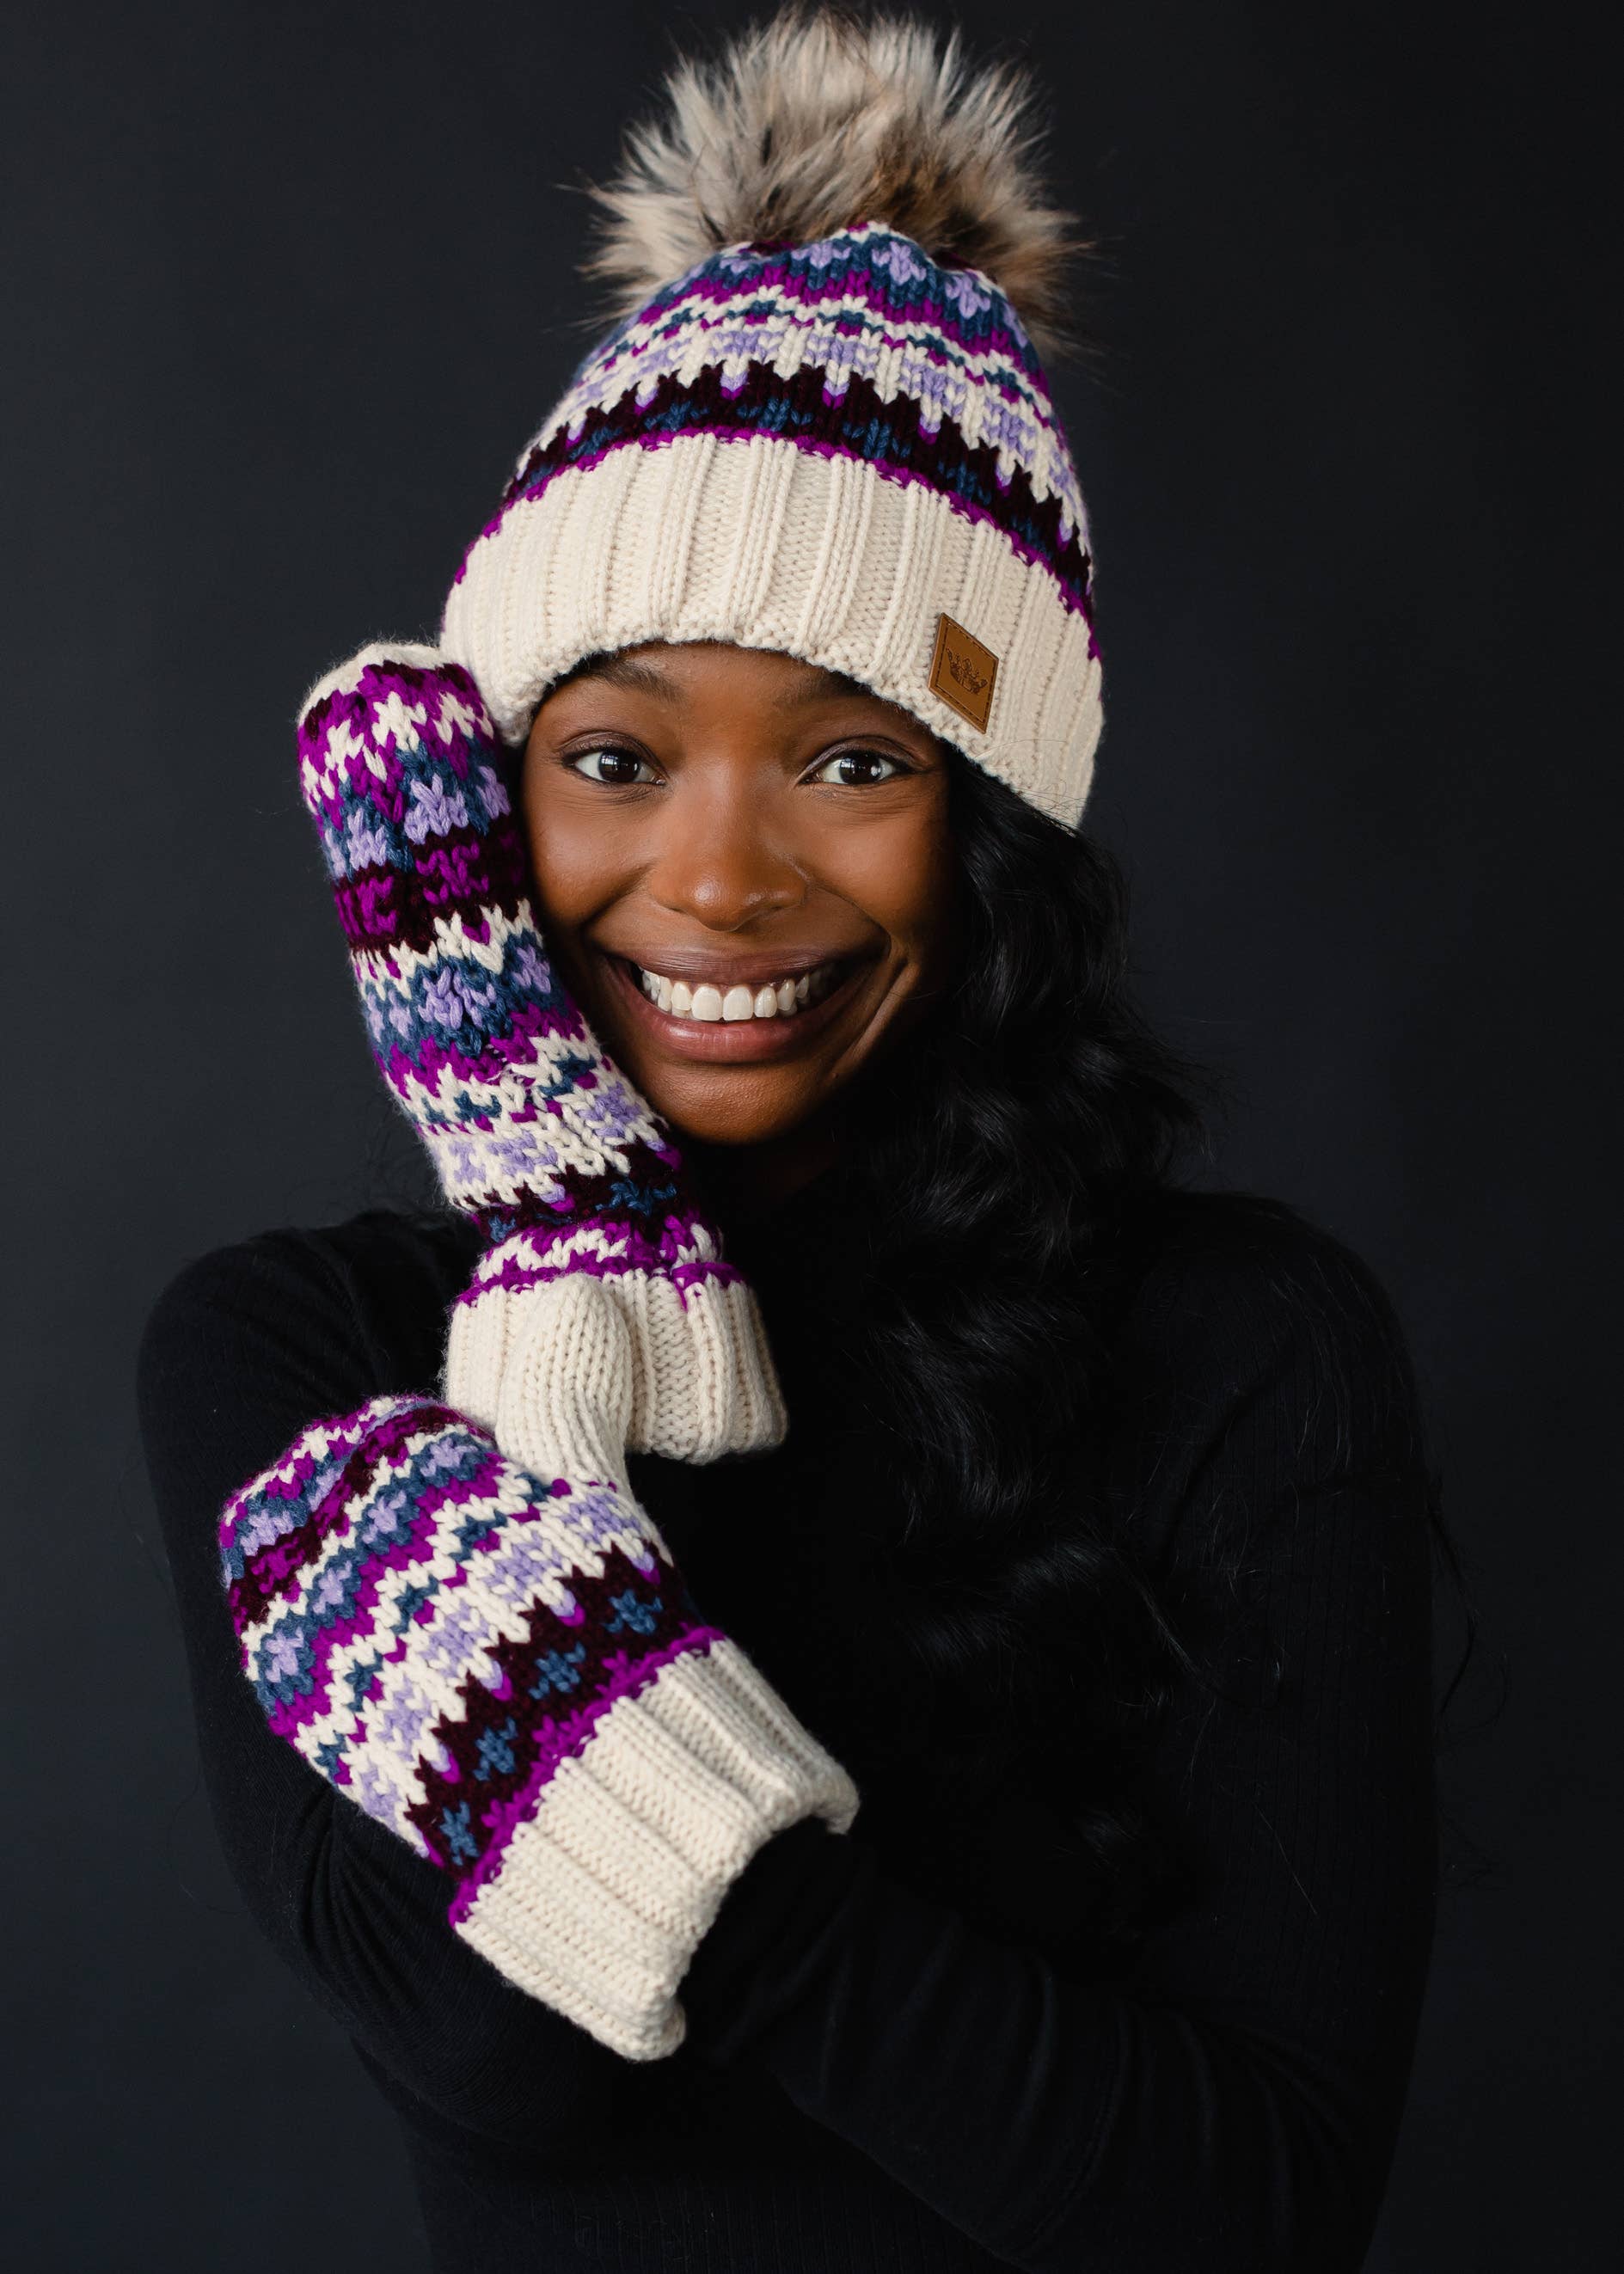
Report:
520,641,957,1148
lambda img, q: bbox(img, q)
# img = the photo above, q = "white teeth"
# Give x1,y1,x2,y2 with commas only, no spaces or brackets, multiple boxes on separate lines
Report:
635,961,840,1021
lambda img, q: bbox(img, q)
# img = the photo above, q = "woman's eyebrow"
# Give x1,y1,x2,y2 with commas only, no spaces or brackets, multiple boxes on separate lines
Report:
768,662,889,709
557,653,674,698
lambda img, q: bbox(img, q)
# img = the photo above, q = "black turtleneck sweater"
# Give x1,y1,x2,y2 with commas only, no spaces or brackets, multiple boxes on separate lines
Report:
136,1184,1437,2274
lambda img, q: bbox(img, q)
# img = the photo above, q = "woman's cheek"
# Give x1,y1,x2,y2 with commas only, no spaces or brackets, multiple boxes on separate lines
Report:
524,795,641,931
810,806,955,977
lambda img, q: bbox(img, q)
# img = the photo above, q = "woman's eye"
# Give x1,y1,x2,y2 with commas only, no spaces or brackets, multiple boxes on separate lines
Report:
810,749,908,788
568,747,657,786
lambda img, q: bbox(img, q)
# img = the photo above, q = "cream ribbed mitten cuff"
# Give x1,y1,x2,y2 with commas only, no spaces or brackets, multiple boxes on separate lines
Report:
221,1391,860,2067
446,1231,787,1475
297,643,787,1468
450,1633,859,2062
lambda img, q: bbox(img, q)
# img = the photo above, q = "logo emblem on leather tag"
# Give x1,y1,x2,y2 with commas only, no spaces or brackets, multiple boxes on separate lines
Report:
928,614,999,733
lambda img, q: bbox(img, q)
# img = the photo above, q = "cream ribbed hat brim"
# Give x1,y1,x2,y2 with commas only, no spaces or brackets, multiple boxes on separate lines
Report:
441,432,1102,829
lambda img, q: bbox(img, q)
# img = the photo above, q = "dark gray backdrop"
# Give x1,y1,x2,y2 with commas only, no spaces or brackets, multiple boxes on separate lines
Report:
4,2,1614,2266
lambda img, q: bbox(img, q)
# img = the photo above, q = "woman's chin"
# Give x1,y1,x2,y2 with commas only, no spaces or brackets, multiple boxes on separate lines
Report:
620,1059,830,1150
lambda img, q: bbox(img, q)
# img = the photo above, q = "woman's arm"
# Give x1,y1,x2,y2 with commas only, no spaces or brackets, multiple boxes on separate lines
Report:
142,1205,855,2068
142,1215,1437,2265
678,1232,1440,2274
137,1223,628,2151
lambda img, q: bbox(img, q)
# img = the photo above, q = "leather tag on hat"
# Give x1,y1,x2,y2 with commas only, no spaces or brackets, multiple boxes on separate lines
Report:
928,614,999,733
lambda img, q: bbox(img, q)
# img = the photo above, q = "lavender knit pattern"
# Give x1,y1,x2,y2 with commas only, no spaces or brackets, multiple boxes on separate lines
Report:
441,223,1105,824
218,1389,859,2058
297,647,739,1309
469,223,1094,631
218,1394,717,1897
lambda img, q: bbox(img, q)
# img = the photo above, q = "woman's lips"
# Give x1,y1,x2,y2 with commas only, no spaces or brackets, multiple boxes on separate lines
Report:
599,950,869,1061
633,959,840,1022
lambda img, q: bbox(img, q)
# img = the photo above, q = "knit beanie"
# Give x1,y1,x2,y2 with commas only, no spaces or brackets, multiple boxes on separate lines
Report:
438,9,1102,829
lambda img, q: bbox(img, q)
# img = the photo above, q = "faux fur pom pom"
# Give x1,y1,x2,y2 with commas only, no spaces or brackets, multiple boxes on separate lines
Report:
585,6,1086,355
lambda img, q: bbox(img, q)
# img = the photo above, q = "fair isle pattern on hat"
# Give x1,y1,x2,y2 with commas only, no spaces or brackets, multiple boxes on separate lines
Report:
297,643,786,1465
440,223,1103,826
219,1391,858,2061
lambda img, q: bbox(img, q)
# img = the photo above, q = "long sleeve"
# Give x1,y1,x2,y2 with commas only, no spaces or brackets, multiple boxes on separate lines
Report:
143,1214,855,2075
140,1199,1438,2271
137,1220,628,2151
678,1212,1440,2274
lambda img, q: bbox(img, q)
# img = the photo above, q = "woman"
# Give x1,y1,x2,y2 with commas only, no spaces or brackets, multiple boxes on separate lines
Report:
138,13,1451,2270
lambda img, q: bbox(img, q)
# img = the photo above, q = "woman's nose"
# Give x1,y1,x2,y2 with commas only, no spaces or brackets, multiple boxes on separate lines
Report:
643,787,806,933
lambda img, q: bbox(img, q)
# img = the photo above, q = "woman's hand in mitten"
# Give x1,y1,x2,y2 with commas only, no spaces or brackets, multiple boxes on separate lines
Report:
218,1377,858,2063
295,643,784,1467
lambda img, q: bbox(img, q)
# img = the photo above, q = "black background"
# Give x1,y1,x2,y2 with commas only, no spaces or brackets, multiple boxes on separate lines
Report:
4,2,1615,2265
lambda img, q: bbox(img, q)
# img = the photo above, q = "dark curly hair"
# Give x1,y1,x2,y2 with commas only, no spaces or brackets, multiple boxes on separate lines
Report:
769,748,1486,1946
363,732,1488,1941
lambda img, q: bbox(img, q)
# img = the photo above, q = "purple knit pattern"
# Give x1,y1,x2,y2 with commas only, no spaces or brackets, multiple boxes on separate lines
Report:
457,222,1094,628
452,1213,745,1315
444,1622,725,1926
219,1394,722,1896
296,647,737,1290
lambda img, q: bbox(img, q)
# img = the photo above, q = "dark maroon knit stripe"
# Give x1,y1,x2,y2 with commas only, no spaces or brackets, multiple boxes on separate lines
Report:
502,359,1093,615
225,1400,467,1633
463,1149,689,1247
334,820,532,952
399,1540,705,1869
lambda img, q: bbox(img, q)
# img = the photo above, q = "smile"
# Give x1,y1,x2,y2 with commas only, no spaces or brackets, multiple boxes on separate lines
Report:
599,950,870,1063
631,960,842,1022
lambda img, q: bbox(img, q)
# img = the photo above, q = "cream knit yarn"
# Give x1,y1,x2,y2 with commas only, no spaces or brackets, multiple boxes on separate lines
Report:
443,422,1101,829
296,641,787,1474
445,1221,786,1474
220,1370,859,2063
454,1633,857,2061
439,15,1104,828
456,1278,854,2063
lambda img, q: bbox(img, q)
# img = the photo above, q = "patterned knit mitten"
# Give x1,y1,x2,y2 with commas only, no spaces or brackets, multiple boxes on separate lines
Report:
219,1373,859,2061
296,642,784,1465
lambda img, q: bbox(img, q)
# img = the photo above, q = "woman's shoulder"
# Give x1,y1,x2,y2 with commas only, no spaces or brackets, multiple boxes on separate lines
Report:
1123,1186,1411,1342
1110,1187,1429,1493
1128,1173,1400,1300
140,1205,481,1404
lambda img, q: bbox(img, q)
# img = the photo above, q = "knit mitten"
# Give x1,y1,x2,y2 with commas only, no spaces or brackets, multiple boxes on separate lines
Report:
218,1366,859,2061
296,641,784,1465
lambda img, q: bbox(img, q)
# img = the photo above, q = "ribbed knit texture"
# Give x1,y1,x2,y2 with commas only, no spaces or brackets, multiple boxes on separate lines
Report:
218,1378,856,2061
139,1188,1438,2271
440,224,1103,825
286,634,847,2063
296,641,785,1466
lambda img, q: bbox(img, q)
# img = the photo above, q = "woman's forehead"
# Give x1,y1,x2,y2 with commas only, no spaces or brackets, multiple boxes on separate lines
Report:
545,644,896,712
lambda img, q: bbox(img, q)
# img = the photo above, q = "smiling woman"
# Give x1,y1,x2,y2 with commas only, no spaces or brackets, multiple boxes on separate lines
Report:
524,643,955,1152
137,10,1455,2274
